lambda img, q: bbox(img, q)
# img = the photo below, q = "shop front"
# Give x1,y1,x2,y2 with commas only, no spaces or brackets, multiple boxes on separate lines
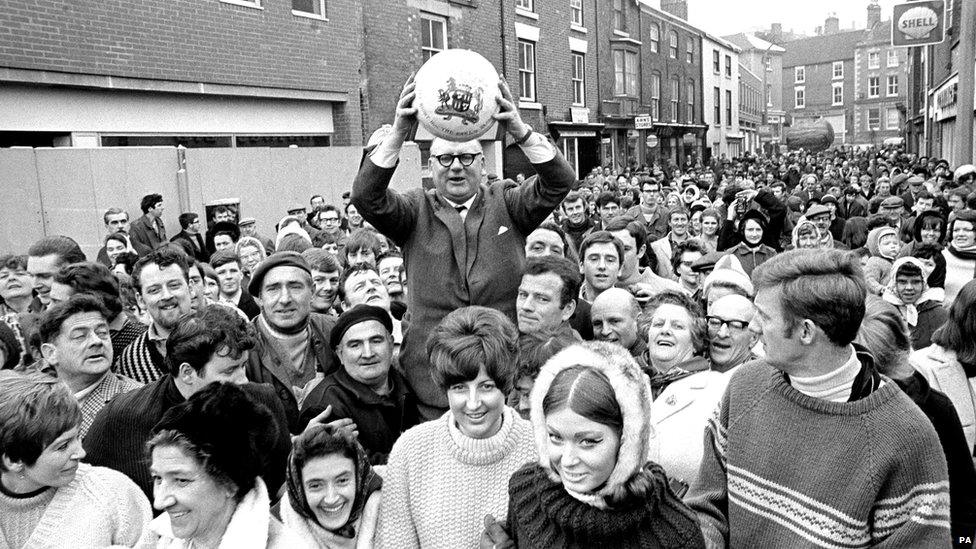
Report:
602,118,706,171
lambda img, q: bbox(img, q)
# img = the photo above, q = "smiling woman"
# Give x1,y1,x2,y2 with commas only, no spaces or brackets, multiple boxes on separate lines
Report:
0,371,150,548
138,383,302,548
503,342,705,548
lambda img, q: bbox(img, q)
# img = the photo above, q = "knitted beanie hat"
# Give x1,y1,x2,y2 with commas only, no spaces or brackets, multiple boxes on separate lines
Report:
529,341,654,504
703,254,754,297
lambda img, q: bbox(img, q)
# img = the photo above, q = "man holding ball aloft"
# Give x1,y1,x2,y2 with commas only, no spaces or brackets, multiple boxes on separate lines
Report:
351,50,576,420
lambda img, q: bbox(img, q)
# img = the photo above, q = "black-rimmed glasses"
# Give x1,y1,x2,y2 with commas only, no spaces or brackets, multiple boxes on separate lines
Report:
433,153,482,167
706,316,750,333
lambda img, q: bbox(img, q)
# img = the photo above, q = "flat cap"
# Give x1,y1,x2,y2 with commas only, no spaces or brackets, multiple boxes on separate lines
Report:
880,196,905,209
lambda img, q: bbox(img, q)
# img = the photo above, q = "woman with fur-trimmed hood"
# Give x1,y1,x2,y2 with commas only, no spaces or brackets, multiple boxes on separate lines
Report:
501,341,705,548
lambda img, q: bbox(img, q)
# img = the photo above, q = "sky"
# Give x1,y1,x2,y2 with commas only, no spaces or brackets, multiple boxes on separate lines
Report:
686,0,904,38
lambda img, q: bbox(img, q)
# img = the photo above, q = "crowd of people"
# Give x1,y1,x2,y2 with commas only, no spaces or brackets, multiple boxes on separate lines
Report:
1,76,976,548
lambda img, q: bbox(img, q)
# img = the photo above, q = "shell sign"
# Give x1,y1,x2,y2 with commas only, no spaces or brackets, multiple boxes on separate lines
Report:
891,0,945,47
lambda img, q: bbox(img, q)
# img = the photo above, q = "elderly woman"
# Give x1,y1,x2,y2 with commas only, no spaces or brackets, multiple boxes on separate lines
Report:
282,424,382,548
857,299,976,542
377,306,535,548
911,279,976,460
236,237,268,277
0,370,150,548
499,342,704,548
644,291,709,398
138,383,300,548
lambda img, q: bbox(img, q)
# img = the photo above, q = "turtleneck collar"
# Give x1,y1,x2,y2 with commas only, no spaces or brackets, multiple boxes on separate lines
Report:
788,347,860,402
445,406,524,466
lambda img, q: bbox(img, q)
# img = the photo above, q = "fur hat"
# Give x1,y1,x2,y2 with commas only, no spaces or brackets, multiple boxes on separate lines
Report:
529,341,653,505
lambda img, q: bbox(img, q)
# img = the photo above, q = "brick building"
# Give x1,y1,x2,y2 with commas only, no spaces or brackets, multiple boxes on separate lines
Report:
852,17,908,145
0,0,365,147
597,0,706,171
781,16,862,146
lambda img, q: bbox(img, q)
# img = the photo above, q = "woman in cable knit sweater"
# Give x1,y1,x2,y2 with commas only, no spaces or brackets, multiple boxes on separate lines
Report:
502,341,705,549
0,370,150,549
376,306,536,549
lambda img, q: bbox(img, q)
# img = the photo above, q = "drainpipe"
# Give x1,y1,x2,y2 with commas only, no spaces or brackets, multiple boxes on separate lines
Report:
499,1,507,76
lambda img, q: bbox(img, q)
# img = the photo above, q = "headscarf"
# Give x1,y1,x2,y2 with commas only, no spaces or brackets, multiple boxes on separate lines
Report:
285,424,382,539
882,257,933,327
791,219,820,250
275,216,313,250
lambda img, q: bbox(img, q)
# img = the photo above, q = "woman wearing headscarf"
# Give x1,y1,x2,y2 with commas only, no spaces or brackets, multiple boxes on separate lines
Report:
789,219,822,250
500,341,705,548
282,424,382,548
723,210,776,277
0,371,150,548
137,383,300,548
882,257,947,350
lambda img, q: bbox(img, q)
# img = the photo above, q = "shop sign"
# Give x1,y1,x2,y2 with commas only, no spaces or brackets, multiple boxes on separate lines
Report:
645,135,659,148
570,107,590,124
932,75,958,121
635,115,654,129
892,1,945,47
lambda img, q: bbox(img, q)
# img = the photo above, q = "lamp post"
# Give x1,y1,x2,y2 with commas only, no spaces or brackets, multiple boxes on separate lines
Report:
761,43,774,155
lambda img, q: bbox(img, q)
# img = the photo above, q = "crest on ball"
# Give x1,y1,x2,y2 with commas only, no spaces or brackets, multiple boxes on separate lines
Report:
435,78,484,126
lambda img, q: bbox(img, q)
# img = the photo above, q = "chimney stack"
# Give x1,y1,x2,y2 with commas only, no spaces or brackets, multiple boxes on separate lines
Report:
660,0,688,20
867,1,881,28
824,13,839,35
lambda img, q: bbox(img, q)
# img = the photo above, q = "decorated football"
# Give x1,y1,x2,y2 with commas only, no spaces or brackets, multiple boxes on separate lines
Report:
414,49,500,142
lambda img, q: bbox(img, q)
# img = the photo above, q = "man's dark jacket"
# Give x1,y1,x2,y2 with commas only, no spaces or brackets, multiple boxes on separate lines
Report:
83,376,291,503
170,230,210,262
351,149,574,417
299,366,420,465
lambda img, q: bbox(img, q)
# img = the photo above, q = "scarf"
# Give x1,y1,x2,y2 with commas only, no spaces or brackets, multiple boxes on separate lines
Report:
946,243,976,262
882,257,931,327
285,427,382,539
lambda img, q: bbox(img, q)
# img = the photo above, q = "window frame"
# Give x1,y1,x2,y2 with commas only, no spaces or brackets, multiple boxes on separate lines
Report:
686,39,694,63
885,107,899,130
832,61,843,79
420,12,448,62
669,31,678,59
713,86,721,125
832,82,843,106
794,87,805,109
571,52,585,106
886,74,899,96
868,51,880,69
794,65,805,84
570,0,583,26
291,0,326,19
725,89,732,126
649,23,660,53
670,75,679,123
613,0,626,32
868,108,880,131
686,79,694,124
651,72,661,120
516,0,534,11
518,39,537,102
712,50,720,74
868,76,880,98
724,55,732,78
613,49,638,97
886,50,898,68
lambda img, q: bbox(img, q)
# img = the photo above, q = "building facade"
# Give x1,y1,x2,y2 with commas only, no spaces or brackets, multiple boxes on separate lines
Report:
739,63,763,154
701,34,742,159
723,32,786,152
596,0,706,171
852,20,908,145
0,0,365,148
781,19,862,147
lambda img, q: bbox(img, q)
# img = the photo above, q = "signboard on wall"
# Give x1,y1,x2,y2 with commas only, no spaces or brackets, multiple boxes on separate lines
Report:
891,1,945,47
635,115,654,129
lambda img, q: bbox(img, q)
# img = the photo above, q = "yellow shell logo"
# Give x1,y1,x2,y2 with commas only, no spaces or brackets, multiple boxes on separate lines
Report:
898,6,938,39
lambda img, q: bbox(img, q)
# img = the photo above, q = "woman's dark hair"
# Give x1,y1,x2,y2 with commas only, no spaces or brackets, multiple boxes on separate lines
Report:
291,425,357,476
0,371,81,470
542,365,622,435
104,232,129,249
427,306,518,395
931,279,976,365
910,243,946,288
842,217,869,249
148,383,275,501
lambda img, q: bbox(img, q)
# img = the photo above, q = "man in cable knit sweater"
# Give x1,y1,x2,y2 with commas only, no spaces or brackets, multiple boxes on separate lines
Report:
685,249,952,548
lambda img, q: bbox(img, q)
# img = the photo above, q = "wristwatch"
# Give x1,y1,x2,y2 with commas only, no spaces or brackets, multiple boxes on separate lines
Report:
513,125,533,146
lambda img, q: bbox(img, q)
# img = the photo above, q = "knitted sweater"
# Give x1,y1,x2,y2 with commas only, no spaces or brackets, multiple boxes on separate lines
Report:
686,360,952,549
0,463,150,549
376,407,536,549
117,331,166,384
506,461,705,549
